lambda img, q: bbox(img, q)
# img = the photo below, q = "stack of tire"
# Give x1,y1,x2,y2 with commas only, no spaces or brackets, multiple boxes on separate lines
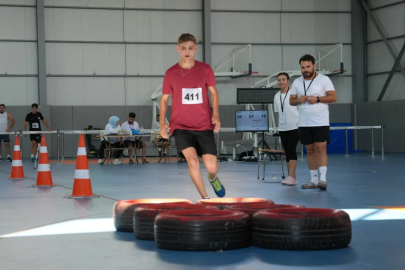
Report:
113,197,352,251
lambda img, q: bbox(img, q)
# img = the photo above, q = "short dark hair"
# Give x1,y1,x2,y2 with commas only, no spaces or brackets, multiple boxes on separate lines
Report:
178,33,197,44
129,112,136,118
32,103,38,108
277,72,290,80
156,114,160,118
0,104,5,107
299,54,316,65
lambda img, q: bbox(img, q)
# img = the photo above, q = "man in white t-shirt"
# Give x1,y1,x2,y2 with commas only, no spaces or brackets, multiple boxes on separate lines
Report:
121,112,149,164
0,104,16,162
290,54,337,190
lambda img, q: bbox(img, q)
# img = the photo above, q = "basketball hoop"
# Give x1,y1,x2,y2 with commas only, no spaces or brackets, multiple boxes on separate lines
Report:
243,71,259,76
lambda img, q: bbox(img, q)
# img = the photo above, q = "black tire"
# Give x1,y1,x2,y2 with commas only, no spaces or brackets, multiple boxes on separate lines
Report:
226,204,305,218
113,199,192,232
155,209,251,251
252,208,352,250
134,203,218,240
196,197,274,210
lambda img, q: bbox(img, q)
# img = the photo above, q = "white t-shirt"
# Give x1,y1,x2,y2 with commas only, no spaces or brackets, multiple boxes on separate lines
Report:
274,90,298,131
121,121,140,141
290,73,335,127
0,112,8,132
103,123,122,143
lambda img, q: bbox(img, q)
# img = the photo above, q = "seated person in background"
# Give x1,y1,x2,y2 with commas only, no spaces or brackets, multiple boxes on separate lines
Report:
98,116,125,165
153,114,168,157
121,112,149,164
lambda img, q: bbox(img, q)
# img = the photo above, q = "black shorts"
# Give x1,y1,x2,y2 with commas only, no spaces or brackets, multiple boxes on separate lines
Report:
298,126,329,145
0,134,10,142
173,129,217,157
30,134,41,142
124,140,143,149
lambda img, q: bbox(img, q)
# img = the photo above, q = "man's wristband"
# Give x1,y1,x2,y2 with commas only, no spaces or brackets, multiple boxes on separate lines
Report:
317,96,320,103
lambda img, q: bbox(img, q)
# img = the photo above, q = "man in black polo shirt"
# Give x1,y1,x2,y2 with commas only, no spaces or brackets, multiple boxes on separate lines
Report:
24,103,51,162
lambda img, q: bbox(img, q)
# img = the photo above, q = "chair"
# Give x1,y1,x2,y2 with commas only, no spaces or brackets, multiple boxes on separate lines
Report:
156,134,177,163
100,131,127,165
257,149,286,181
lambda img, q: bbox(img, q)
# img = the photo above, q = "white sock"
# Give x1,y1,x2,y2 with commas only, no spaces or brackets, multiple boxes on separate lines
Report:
310,170,318,184
7,155,10,158
319,166,327,182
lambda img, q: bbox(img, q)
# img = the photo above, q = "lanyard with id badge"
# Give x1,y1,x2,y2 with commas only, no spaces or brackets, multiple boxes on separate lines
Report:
301,74,317,109
279,89,289,125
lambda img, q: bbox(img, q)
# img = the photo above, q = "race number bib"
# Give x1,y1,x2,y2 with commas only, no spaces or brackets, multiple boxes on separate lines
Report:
32,123,39,129
182,88,203,105
279,113,286,125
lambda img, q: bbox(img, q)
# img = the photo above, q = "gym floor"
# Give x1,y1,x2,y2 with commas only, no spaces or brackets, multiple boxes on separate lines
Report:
0,153,404,270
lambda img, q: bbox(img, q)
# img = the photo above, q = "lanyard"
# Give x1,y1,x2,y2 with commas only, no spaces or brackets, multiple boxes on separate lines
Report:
279,87,290,113
303,73,317,96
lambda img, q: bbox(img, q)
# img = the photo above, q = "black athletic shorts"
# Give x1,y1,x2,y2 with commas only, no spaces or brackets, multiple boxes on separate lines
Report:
173,129,217,157
298,126,329,145
30,133,41,142
0,134,10,142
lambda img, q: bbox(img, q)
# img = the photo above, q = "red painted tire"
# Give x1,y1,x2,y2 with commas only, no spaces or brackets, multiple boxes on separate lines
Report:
196,197,274,210
133,203,217,240
252,208,352,250
155,209,251,251
226,204,305,218
113,198,192,232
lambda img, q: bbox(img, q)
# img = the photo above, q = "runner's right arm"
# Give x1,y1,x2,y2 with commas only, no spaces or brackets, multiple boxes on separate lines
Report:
159,94,170,139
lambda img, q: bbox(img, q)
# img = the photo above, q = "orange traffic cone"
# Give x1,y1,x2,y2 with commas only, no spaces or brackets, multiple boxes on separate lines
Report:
30,135,56,187
8,136,25,180
65,134,99,198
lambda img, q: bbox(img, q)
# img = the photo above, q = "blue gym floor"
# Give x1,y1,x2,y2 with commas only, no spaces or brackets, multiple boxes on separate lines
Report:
0,153,404,270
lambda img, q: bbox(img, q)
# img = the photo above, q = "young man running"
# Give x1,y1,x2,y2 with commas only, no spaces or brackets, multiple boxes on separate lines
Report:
24,103,51,162
159,33,225,199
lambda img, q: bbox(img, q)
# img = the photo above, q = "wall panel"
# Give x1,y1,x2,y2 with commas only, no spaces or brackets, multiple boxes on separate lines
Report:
0,42,38,74
281,0,351,11
0,78,38,105
126,44,203,75
212,13,281,43
0,7,37,40
367,38,405,74
124,11,203,42
212,0,281,11
44,0,124,8
367,73,405,101
281,13,351,44
125,0,202,9
46,43,125,75
47,77,125,105
45,8,124,41
367,3,405,41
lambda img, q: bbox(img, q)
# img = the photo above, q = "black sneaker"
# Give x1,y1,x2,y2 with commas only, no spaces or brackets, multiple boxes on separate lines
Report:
7,157,12,162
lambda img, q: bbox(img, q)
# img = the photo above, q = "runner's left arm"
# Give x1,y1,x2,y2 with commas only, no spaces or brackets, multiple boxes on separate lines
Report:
42,119,51,131
208,85,221,133
6,113,15,132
